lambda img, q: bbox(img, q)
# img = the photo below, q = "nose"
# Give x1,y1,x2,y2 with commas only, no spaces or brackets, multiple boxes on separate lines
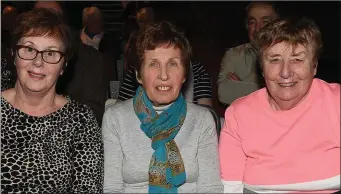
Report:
158,66,169,81
280,61,293,79
33,52,44,67
255,23,262,32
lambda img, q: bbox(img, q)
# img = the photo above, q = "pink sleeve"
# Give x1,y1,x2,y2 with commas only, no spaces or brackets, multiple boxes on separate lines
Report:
330,83,340,142
219,104,247,183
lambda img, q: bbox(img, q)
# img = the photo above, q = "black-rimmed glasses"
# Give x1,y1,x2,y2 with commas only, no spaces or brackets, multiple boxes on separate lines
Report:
15,45,65,64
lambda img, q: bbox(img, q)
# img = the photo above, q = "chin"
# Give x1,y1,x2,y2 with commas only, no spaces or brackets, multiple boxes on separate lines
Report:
24,83,49,93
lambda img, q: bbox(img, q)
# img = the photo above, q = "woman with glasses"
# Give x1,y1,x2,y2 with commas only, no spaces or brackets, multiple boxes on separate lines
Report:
1,8,103,193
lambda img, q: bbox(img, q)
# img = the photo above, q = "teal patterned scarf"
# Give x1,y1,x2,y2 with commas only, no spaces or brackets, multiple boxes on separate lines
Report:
133,86,187,193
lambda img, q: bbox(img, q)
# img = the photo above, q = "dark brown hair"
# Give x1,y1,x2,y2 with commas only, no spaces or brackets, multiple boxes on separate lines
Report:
12,8,73,60
135,21,192,78
253,17,323,63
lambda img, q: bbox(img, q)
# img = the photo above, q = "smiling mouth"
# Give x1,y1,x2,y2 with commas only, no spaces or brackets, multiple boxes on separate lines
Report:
28,71,45,79
156,86,171,91
278,82,297,87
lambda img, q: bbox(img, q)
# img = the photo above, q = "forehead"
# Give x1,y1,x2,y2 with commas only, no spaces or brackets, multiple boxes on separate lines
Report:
19,36,65,49
144,46,181,59
265,42,312,56
248,4,276,18
34,2,63,14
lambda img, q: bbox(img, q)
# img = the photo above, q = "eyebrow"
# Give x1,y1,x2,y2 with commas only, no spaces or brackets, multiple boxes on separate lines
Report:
149,57,180,62
261,16,272,20
168,57,180,61
45,46,59,50
266,53,281,57
291,51,306,56
247,16,255,21
21,41,35,45
20,41,60,50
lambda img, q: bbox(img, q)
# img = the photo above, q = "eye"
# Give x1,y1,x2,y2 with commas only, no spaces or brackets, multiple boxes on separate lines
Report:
269,58,281,64
263,19,271,24
149,62,158,67
291,59,303,63
168,61,178,67
46,51,56,56
26,47,34,52
248,20,255,25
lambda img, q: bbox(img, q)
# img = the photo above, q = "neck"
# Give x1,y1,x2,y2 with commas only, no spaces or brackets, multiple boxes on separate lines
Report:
153,103,173,112
268,94,308,111
14,83,57,115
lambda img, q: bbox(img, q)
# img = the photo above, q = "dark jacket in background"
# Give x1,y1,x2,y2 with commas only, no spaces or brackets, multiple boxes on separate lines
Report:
58,35,117,125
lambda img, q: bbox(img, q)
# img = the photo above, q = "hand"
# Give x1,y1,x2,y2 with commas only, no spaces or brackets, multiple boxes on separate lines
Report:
227,72,241,81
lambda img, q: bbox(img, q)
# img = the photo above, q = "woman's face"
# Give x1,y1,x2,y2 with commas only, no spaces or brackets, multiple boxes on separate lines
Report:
261,41,317,110
15,35,65,94
137,45,186,106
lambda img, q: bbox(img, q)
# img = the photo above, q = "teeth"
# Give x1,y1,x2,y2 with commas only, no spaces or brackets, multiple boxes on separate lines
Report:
157,86,170,91
279,83,295,87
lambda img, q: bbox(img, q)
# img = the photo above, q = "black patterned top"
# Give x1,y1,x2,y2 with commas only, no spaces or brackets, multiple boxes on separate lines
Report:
1,96,103,194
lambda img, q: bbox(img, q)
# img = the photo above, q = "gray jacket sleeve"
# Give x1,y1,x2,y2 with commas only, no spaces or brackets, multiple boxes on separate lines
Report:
197,110,224,193
102,107,124,193
217,48,262,105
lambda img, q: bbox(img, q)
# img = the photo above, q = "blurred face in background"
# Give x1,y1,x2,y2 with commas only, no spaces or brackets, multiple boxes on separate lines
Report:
87,13,103,33
136,7,155,29
2,6,19,32
247,3,278,42
34,1,63,14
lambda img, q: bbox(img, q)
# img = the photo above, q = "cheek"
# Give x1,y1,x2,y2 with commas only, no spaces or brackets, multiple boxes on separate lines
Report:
248,27,255,35
262,66,278,80
173,73,186,87
140,71,158,87
295,66,315,79
15,59,29,72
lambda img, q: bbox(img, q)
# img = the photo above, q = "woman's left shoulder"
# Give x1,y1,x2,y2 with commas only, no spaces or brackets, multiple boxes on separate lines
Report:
314,79,340,98
60,95,96,118
187,103,214,120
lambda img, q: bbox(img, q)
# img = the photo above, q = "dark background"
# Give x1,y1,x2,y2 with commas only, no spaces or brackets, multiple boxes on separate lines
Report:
3,1,340,116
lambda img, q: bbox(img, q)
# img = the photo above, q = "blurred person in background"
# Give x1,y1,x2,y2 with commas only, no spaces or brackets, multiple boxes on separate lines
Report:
1,5,19,91
33,1,116,125
217,1,279,106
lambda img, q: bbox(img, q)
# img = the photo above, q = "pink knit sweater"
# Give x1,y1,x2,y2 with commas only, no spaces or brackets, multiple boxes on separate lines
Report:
219,78,340,193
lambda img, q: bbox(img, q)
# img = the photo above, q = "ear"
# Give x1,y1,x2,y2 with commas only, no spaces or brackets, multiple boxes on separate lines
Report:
313,61,318,76
136,70,142,85
60,63,67,75
11,49,14,56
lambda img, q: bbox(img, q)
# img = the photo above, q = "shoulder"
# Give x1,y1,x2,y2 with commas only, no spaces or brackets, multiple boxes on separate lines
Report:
226,43,252,55
187,103,215,123
221,43,256,64
67,97,98,120
1,88,15,103
191,61,209,77
103,99,134,119
228,88,266,115
313,78,340,102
